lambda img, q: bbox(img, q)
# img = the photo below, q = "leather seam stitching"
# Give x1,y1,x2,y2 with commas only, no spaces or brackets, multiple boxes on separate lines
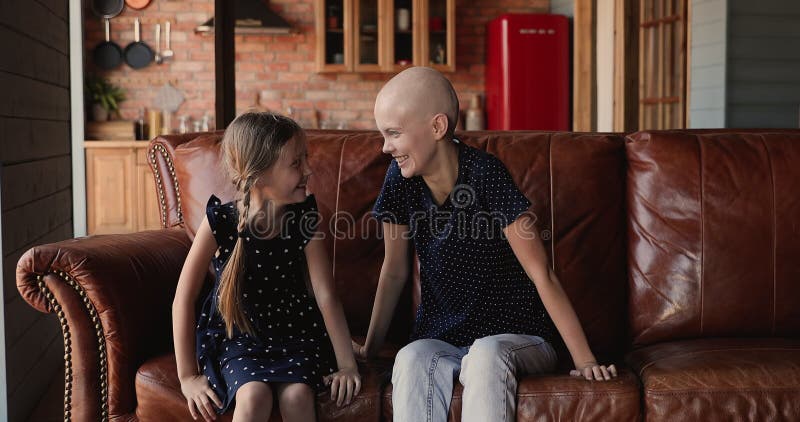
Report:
332,138,346,280
698,134,705,335
516,391,640,397
646,387,800,396
758,134,777,334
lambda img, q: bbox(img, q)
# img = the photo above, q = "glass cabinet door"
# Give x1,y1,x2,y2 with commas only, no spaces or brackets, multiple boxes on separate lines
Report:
355,0,382,71
421,0,454,71
386,0,418,72
317,0,352,72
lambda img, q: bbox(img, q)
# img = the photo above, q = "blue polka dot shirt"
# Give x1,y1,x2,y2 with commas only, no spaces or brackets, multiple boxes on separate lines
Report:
373,140,556,347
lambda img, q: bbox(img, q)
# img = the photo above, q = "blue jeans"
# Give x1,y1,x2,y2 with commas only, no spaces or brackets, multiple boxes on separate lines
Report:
391,334,558,422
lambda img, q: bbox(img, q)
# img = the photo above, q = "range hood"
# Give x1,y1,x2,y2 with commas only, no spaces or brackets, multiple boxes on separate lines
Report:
195,0,295,35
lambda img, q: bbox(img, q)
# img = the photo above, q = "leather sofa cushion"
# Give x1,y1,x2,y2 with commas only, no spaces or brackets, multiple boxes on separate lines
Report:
626,130,800,346
135,352,394,422
626,337,800,421
382,369,641,421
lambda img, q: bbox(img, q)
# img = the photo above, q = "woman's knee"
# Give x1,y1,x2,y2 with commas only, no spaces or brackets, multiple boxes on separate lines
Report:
393,339,461,385
462,336,511,376
235,381,273,416
393,339,444,374
277,383,315,409
470,336,507,358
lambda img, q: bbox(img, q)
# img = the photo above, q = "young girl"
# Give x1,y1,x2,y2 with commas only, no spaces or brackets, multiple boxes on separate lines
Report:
173,112,361,422
353,67,618,422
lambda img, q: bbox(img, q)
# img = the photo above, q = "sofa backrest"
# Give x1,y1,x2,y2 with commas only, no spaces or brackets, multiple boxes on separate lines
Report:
150,130,630,357
626,130,800,347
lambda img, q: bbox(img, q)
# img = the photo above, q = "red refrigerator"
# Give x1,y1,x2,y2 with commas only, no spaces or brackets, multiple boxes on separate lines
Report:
486,14,570,130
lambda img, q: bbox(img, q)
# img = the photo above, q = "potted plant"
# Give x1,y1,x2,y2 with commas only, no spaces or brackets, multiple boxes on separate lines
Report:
85,74,125,121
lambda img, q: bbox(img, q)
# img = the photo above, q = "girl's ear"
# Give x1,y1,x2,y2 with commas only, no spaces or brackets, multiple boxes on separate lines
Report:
432,113,448,140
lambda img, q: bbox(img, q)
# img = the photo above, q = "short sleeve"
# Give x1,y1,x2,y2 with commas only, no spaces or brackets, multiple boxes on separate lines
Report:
205,194,234,246
294,194,320,245
372,160,410,225
481,155,532,228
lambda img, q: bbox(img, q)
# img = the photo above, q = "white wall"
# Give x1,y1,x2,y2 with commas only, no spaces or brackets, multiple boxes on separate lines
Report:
551,0,575,17
688,0,728,128
596,0,616,131
71,0,86,237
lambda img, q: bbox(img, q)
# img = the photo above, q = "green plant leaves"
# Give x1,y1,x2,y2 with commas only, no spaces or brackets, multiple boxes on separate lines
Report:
84,74,125,112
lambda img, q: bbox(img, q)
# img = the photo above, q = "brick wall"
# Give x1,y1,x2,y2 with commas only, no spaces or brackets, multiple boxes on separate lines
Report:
84,0,549,130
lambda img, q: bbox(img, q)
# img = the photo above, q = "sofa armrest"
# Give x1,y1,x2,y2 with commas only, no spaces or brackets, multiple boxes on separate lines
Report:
16,228,192,422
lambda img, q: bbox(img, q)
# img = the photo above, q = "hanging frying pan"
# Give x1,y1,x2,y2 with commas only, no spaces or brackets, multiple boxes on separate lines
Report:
91,0,124,19
93,18,123,70
124,18,154,69
125,0,152,10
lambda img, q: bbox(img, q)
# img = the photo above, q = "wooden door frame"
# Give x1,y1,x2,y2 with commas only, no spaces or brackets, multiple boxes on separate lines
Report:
215,0,235,129
614,0,639,131
573,0,596,131
573,0,639,132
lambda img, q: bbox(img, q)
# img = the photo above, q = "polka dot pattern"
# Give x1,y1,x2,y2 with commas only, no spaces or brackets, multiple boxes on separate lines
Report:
196,194,336,414
373,140,556,347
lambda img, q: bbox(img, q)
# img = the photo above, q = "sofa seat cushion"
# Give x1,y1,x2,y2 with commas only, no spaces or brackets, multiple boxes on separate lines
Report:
626,338,800,421
382,369,641,421
135,353,393,421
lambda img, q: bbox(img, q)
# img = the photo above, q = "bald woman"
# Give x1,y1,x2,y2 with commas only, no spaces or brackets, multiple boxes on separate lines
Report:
353,67,617,422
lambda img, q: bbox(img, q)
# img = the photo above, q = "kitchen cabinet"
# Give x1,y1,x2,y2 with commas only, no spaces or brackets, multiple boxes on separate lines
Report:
85,141,162,235
316,0,455,72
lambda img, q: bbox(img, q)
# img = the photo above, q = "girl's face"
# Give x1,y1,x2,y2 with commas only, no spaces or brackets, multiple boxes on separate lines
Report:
253,136,311,206
375,106,438,179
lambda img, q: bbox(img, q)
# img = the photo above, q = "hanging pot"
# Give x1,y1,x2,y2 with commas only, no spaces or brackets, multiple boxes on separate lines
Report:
124,18,154,69
92,18,123,70
91,0,124,19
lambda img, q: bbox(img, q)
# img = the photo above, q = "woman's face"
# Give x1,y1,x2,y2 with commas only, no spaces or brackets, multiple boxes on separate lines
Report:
254,136,311,206
375,105,438,179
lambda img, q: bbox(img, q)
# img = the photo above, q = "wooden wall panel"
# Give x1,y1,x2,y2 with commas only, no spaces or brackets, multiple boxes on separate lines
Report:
0,2,72,421
727,0,800,128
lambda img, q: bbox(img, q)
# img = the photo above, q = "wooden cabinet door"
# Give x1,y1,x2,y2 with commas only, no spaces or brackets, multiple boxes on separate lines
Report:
419,0,455,72
136,149,162,231
316,0,455,73
354,0,384,71
316,0,354,72
383,0,419,72
86,148,136,235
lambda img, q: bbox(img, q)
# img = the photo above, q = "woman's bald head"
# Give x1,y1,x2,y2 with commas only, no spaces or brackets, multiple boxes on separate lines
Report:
375,67,459,139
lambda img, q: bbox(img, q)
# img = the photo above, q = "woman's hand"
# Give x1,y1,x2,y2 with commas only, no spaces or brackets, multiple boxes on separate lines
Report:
569,361,618,381
180,374,222,421
323,366,362,407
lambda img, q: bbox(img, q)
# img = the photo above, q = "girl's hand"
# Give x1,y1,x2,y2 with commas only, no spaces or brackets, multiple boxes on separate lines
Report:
180,374,222,421
323,366,362,407
569,362,618,381
352,339,369,360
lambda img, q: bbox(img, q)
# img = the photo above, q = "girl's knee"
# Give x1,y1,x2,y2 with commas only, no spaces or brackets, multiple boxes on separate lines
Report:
278,383,315,408
235,382,273,415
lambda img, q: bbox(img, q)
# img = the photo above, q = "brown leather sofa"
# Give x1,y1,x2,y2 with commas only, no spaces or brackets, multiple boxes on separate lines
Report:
16,129,800,421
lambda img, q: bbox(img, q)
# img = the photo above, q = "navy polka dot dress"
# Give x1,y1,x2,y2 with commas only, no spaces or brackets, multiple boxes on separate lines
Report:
197,194,337,414
373,139,557,347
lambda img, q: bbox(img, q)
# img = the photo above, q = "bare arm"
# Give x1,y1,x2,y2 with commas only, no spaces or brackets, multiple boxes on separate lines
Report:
172,216,221,420
357,222,411,358
305,234,361,406
305,235,357,371
504,214,617,381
